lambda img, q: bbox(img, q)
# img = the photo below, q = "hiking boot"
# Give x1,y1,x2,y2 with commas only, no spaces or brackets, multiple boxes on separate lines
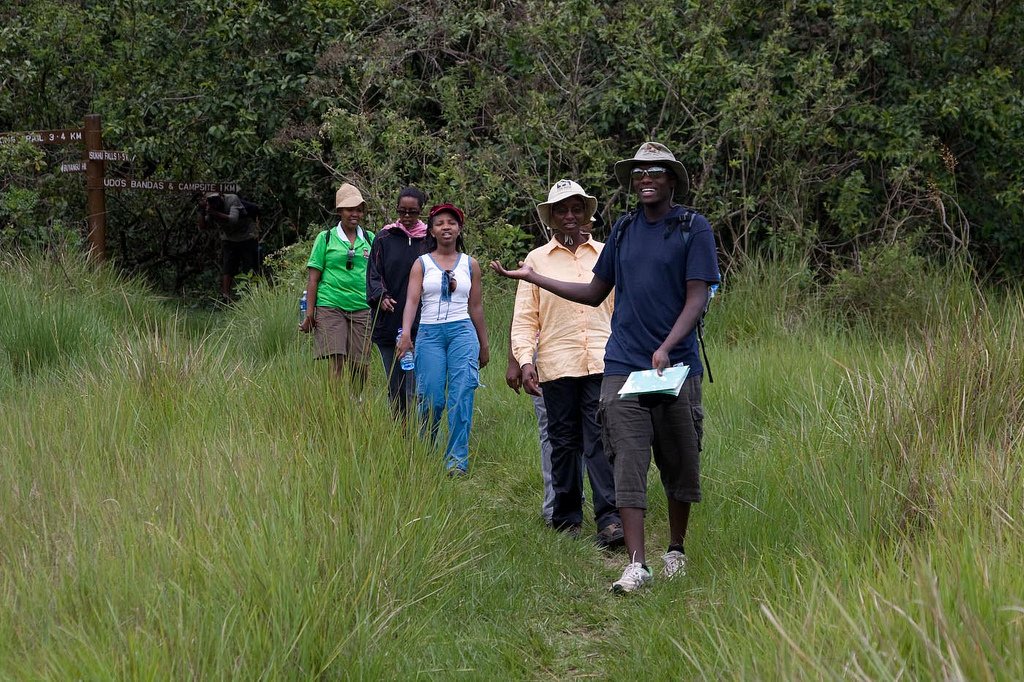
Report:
555,523,581,539
594,522,625,549
662,550,687,579
610,562,652,593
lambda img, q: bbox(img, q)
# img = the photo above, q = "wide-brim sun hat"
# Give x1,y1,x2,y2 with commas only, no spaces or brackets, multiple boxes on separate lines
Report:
613,141,688,189
427,203,465,227
536,179,598,230
335,183,366,210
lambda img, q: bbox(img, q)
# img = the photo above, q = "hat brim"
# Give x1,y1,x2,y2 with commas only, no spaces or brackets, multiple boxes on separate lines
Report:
614,159,687,188
428,204,465,226
335,200,366,210
536,194,598,230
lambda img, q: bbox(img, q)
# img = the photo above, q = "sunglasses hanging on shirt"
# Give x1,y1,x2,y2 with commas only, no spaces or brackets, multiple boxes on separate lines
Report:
440,269,457,301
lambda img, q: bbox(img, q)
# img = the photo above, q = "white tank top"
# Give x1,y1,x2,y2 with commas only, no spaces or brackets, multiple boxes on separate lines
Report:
419,253,472,324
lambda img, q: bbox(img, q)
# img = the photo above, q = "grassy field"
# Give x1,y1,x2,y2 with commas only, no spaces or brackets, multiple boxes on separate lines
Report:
1,252,1021,679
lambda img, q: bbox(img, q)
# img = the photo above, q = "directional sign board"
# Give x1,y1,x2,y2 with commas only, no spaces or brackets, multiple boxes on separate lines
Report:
61,162,87,173
88,150,132,162
103,178,240,193
0,129,83,146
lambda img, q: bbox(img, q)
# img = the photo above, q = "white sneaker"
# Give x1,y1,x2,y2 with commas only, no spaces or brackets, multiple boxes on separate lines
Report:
611,562,652,593
662,550,687,579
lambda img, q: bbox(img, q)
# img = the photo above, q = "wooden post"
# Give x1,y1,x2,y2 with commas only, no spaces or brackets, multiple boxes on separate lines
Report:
83,114,106,262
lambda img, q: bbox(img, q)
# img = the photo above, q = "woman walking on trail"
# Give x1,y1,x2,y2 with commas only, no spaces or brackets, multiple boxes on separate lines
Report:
366,186,430,417
299,183,375,391
397,203,490,476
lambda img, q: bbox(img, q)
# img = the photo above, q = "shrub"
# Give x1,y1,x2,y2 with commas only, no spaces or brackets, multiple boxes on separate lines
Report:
826,240,935,332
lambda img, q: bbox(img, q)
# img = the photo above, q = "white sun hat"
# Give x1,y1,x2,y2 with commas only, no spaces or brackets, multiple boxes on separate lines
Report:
535,179,598,229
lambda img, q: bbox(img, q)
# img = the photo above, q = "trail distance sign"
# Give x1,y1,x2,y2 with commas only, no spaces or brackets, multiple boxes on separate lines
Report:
103,178,240,193
88,150,132,161
0,129,84,145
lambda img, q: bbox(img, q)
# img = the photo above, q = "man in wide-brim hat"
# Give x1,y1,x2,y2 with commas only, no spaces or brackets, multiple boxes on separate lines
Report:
509,179,624,548
491,142,721,593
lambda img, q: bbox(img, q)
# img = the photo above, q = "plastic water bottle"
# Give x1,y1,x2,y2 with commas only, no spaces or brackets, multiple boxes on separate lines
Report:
397,328,415,371
299,290,308,322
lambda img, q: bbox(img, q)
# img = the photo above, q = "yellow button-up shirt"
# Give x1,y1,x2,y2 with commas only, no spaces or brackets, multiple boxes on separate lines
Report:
511,237,613,383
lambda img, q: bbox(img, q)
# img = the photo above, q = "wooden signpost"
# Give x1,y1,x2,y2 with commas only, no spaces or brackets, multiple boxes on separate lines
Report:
84,115,107,261
1,114,239,263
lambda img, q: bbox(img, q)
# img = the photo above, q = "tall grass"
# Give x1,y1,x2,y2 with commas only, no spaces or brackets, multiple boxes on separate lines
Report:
1,251,1021,678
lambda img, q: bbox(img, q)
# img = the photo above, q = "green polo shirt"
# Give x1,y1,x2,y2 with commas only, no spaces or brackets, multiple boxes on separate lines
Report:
306,225,374,312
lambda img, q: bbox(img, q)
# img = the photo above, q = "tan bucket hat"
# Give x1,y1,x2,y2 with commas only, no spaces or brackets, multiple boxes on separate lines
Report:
335,183,366,210
535,179,598,229
613,142,688,188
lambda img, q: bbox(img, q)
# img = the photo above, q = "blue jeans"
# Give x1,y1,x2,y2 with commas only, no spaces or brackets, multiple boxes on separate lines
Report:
414,319,480,472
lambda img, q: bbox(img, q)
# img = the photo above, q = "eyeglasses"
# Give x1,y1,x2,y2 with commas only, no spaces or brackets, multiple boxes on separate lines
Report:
346,247,355,270
630,166,669,179
396,208,421,217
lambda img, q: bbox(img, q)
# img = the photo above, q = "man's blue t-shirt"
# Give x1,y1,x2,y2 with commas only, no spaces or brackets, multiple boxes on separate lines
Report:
592,205,720,377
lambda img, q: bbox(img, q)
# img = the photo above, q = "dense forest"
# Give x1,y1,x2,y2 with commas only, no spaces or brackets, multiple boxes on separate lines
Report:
2,0,1022,293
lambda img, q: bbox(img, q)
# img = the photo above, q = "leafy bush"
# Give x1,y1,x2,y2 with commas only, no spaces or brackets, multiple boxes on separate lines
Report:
3,0,1023,290
825,240,950,332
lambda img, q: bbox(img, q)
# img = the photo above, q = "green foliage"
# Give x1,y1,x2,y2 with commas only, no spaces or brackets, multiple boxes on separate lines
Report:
829,169,872,238
2,0,1023,289
826,239,937,332
0,141,79,252
1,0,353,291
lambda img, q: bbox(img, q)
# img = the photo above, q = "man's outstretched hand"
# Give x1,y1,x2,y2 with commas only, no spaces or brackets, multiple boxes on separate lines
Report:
489,260,534,281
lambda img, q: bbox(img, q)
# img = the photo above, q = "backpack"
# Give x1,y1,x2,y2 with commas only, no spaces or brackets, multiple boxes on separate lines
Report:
610,206,717,383
214,194,257,237
238,198,261,219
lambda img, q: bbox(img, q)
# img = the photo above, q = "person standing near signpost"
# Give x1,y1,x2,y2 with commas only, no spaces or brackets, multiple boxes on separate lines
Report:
197,191,259,300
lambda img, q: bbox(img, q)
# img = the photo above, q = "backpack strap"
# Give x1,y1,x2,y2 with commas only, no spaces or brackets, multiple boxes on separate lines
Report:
610,208,638,242
697,317,713,383
664,207,694,241
610,208,638,279
667,208,714,383
669,207,714,383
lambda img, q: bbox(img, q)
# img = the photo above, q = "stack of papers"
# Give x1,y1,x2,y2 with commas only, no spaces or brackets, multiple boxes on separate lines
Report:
617,365,690,399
